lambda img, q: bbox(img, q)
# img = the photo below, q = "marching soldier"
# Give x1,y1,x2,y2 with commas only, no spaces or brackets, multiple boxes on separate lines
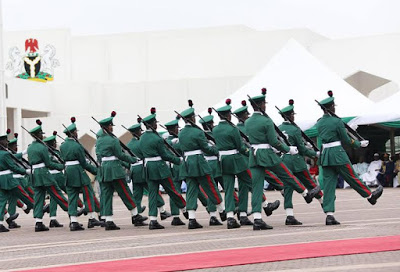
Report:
278,99,324,225
199,111,226,226
60,117,104,230
315,91,383,225
0,131,33,232
26,120,70,232
139,108,187,229
178,101,226,229
163,118,186,226
245,89,320,230
232,101,281,222
95,112,147,230
126,120,170,222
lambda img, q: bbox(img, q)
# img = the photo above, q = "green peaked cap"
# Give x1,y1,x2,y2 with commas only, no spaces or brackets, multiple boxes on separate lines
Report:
8,133,18,145
280,99,295,115
164,118,179,127
63,117,77,134
319,90,335,105
99,111,117,126
199,108,214,124
0,129,11,141
249,88,267,103
142,107,157,124
127,123,142,132
29,120,44,134
43,131,58,143
233,100,248,115
216,99,232,113
180,100,195,118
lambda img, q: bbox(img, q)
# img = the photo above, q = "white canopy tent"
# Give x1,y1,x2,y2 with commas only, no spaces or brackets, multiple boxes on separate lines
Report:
200,39,375,130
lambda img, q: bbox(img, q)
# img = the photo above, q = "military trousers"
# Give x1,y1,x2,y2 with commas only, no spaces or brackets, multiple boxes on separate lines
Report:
101,179,137,216
66,184,98,216
133,181,165,214
148,177,186,217
207,176,238,213
1,185,34,221
236,169,267,213
251,163,305,213
284,169,323,209
186,174,222,211
8,181,35,216
33,185,68,219
322,164,371,213
264,170,285,190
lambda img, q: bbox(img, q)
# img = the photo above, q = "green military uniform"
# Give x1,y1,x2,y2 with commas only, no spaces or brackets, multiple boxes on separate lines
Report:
60,120,100,224
178,105,225,227
139,113,186,224
126,123,165,214
95,114,139,226
315,91,381,224
277,100,323,225
26,122,69,230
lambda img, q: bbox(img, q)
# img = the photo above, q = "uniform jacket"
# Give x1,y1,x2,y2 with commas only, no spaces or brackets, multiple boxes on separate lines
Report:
0,150,26,190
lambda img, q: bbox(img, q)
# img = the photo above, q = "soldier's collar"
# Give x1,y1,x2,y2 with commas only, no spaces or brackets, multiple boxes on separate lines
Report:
254,111,262,114
146,129,152,132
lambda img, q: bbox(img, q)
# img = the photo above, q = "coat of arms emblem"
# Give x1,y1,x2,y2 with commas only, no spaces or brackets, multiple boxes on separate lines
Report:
6,38,60,82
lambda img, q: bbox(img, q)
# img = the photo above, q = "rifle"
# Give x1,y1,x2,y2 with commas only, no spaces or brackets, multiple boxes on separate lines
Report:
91,116,137,158
138,115,181,157
0,143,30,169
56,134,65,142
247,95,291,146
197,115,214,133
315,100,365,141
210,108,251,148
275,106,319,152
62,124,99,167
21,126,64,163
174,111,216,143
159,124,178,138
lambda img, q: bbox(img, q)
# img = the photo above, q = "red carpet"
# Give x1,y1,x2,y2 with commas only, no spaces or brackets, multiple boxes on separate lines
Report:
23,235,400,272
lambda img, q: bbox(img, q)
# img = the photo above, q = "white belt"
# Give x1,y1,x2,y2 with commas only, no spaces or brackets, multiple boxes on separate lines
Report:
219,149,238,156
65,160,80,166
101,156,118,162
204,156,218,161
322,141,341,149
144,156,162,166
251,143,271,155
49,170,61,174
13,174,24,178
184,150,203,157
0,170,12,176
32,163,45,169
131,161,144,167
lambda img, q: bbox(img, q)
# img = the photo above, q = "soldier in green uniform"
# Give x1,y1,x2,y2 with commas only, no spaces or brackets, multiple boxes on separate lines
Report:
95,112,147,230
246,89,320,230
139,108,187,229
232,101,281,222
27,120,70,232
61,117,104,230
278,99,324,225
164,118,186,226
178,101,226,229
315,91,383,225
198,111,225,226
0,131,34,232
126,120,169,222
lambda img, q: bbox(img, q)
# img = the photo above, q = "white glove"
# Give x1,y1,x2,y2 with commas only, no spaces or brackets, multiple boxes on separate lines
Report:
25,169,32,175
360,140,369,148
315,151,320,158
289,146,298,155
171,138,179,144
349,123,358,131
305,142,313,149
179,157,183,162
22,149,28,156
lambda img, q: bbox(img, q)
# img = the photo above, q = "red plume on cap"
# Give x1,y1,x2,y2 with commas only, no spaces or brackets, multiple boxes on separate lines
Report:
53,131,57,136
328,90,333,97
289,99,294,105
225,98,231,105
261,88,267,95
241,100,247,106
14,133,18,138
208,108,212,114
36,119,42,125
137,117,142,123
188,100,193,107
150,107,156,114
6,129,11,134
111,111,117,117
71,117,76,123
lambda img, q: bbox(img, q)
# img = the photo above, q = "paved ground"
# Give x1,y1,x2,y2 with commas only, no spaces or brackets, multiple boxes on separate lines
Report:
1,188,399,272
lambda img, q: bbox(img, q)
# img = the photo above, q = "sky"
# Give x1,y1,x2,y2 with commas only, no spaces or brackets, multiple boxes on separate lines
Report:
2,0,400,39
